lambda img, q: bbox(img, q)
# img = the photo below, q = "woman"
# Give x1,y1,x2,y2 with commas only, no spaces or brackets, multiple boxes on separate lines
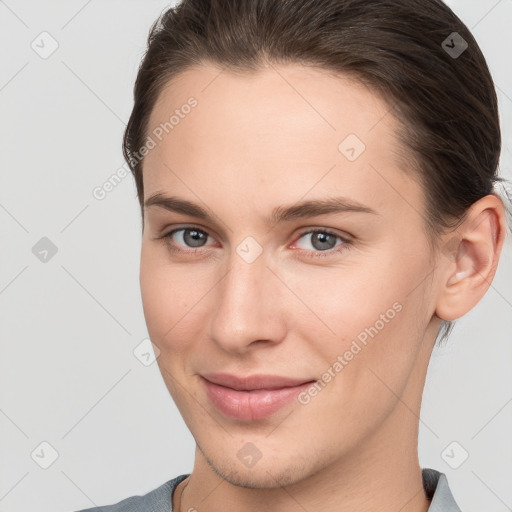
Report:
77,0,510,510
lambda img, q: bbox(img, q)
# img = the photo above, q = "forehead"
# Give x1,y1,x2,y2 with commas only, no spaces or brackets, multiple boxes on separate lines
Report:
142,62,421,221
147,62,399,151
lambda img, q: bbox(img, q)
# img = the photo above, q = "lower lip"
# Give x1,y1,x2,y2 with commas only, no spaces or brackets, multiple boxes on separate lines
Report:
201,377,314,421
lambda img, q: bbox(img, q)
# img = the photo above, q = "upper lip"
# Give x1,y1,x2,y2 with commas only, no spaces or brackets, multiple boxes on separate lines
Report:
201,373,315,391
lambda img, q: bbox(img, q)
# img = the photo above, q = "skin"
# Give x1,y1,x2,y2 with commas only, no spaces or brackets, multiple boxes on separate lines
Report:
139,62,506,512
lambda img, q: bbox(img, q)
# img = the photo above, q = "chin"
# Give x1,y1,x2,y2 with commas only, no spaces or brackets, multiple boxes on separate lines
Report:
219,465,305,489
200,442,313,489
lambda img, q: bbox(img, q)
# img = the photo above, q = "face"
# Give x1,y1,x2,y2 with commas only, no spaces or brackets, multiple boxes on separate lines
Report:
140,62,442,488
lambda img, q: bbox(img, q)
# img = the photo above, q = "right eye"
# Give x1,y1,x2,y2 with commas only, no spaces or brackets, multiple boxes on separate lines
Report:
157,226,215,254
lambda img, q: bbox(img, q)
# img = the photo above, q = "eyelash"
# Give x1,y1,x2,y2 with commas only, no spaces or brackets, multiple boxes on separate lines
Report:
155,225,351,259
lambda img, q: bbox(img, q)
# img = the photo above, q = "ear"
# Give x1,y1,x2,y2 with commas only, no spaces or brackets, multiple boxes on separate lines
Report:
435,194,507,322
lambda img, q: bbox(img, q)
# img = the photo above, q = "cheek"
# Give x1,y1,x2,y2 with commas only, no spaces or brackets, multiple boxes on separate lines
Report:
281,258,403,342
291,248,431,380
139,246,205,349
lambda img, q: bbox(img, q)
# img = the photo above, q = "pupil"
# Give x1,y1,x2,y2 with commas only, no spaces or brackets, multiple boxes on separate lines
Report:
313,232,335,250
185,229,205,247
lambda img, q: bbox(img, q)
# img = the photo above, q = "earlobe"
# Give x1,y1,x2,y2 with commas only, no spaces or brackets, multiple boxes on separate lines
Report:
435,195,506,322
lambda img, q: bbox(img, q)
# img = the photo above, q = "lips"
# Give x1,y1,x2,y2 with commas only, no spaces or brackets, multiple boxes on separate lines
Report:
201,373,316,421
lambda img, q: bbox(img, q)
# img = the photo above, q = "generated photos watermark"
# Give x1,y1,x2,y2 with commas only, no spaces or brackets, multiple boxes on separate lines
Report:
298,301,403,405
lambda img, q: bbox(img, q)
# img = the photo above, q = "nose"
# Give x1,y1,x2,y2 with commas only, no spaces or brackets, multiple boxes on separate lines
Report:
208,246,287,354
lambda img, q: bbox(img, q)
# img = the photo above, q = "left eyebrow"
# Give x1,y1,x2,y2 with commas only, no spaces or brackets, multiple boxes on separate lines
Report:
270,197,378,223
144,193,378,225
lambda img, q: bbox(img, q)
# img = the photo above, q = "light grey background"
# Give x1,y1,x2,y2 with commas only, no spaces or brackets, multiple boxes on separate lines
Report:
0,1,511,511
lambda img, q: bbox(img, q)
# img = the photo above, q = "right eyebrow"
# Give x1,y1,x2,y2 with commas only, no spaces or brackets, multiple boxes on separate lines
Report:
144,193,209,219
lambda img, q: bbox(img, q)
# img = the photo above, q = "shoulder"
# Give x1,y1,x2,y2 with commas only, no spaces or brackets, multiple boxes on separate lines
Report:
73,474,190,512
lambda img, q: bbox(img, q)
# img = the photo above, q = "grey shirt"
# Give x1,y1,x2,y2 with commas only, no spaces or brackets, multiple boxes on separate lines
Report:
75,467,461,512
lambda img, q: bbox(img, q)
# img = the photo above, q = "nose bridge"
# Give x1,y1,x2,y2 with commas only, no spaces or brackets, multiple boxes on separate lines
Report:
209,242,285,351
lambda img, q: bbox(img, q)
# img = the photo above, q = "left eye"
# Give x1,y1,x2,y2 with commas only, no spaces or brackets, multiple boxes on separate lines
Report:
294,229,347,254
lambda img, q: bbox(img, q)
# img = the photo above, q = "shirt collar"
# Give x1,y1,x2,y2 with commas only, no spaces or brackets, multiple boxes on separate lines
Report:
169,469,461,511
423,468,462,511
